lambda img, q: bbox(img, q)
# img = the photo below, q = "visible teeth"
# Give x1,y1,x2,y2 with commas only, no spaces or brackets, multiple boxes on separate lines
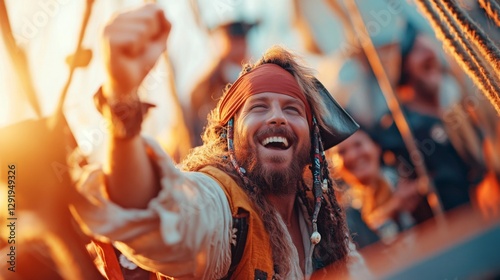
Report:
261,136,289,147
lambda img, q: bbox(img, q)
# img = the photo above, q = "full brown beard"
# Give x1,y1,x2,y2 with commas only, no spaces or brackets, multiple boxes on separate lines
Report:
234,127,310,195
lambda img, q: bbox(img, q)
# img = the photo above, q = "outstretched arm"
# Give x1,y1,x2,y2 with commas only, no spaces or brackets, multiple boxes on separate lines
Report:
73,139,233,279
100,4,170,208
73,6,233,278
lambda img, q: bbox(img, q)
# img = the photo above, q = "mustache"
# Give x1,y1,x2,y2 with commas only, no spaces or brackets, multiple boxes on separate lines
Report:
255,126,298,143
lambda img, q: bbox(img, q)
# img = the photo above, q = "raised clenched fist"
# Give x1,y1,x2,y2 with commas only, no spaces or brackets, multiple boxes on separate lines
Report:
101,3,171,99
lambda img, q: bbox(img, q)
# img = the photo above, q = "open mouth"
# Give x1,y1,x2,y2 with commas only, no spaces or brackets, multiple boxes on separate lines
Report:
261,136,290,150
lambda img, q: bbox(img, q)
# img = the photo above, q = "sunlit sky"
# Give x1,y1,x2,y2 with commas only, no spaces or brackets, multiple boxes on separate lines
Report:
0,0,432,161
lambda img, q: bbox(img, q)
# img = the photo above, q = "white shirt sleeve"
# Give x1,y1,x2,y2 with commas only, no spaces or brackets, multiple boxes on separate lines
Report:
71,137,233,280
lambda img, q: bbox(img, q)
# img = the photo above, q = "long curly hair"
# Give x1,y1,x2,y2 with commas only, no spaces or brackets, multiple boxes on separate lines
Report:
182,45,350,277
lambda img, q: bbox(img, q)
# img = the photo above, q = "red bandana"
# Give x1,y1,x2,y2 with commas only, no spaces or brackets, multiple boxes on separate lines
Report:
218,63,312,126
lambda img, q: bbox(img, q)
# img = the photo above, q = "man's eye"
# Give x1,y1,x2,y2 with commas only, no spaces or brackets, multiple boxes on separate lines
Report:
250,104,266,110
285,106,301,113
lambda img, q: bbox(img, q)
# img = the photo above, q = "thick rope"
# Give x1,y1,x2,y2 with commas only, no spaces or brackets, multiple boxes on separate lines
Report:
0,0,42,118
440,0,500,81
415,0,500,114
53,0,95,116
429,0,500,105
478,0,500,27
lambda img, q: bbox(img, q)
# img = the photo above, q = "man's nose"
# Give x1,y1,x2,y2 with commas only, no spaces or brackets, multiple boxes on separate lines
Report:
422,45,439,62
267,107,287,126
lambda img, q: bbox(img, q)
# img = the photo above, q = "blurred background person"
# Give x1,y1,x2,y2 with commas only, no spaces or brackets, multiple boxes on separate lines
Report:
371,23,489,214
187,20,256,147
330,129,422,248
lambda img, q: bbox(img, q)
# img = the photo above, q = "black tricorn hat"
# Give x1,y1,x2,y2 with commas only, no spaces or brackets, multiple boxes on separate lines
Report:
313,78,359,150
215,21,258,37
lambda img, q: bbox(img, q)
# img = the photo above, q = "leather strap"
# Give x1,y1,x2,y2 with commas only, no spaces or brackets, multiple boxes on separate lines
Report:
93,87,155,139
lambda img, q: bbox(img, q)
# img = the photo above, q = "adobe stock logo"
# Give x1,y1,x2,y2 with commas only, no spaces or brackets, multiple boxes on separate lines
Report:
212,0,243,20
13,0,71,47
363,0,403,36
339,0,404,57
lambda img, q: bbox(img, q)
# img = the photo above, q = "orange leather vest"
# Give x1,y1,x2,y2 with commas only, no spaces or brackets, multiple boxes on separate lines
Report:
201,166,275,280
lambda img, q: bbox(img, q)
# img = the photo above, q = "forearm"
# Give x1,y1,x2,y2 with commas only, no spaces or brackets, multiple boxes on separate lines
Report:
379,197,402,219
363,197,402,229
104,135,160,209
98,81,160,209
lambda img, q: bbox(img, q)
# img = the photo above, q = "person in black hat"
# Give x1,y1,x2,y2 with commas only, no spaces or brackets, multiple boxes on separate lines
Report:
72,4,364,280
373,22,486,216
188,20,256,147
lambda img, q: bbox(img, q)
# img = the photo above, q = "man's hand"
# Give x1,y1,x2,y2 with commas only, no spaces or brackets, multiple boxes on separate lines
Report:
475,171,500,219
101,4,171,99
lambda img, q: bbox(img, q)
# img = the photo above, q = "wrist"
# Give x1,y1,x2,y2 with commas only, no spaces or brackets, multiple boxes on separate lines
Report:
94,87,155,140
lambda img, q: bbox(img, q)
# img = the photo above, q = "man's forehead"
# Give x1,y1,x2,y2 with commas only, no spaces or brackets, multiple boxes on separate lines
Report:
245,92,306,105
218,63,313,127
